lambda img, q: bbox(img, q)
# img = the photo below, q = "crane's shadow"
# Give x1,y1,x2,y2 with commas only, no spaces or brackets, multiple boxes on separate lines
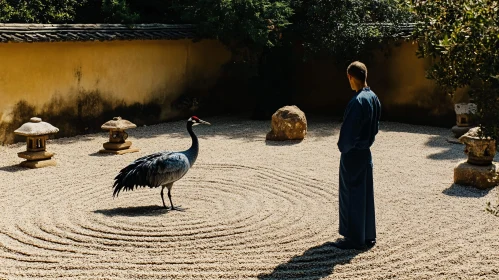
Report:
257,241,363,279
94,205,171,217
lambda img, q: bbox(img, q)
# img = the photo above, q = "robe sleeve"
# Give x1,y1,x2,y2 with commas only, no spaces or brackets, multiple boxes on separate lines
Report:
337,99,364,154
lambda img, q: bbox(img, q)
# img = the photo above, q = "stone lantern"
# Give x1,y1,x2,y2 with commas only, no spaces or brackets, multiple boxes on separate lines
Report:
451,103,477,139
14,117,59,168
99,117,139,155
454,127,498,189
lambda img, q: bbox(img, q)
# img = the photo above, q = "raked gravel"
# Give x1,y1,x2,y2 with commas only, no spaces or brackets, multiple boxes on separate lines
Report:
0,115,498,280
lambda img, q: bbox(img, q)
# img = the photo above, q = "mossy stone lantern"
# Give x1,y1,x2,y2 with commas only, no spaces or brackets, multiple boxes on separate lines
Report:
14,117,59,168
454,127,498,189
458,127,496,166
99,117,139,155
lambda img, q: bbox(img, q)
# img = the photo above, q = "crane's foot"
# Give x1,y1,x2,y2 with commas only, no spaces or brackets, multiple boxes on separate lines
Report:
169,205,186,212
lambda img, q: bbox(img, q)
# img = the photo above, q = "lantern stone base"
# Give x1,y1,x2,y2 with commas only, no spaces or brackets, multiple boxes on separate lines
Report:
451,125,471,138
103,141,132,150
20,159,56,169
454,160,499,189
99,148,139,155
17,150,56,168
99,141,138,155
18,151,54,161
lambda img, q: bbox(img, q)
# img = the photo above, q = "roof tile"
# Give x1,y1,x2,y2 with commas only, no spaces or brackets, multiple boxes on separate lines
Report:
0,24,197,43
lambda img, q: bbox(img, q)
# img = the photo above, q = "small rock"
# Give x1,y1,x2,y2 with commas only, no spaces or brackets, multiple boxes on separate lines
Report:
266,105,307,141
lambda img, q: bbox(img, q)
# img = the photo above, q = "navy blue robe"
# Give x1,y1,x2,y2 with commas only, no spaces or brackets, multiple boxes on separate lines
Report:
337,87,381,245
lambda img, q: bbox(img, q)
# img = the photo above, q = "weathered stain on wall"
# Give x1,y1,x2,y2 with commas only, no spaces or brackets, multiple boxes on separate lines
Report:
0,39,231,144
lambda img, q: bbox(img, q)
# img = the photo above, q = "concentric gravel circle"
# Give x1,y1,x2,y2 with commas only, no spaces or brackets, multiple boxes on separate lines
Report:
0,163,337,279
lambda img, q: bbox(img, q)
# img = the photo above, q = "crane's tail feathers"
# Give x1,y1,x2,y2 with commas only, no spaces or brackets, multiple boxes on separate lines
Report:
112,153,163,197
113,166,144,197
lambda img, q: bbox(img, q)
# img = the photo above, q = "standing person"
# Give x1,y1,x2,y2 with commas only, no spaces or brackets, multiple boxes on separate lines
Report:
332,61,381,250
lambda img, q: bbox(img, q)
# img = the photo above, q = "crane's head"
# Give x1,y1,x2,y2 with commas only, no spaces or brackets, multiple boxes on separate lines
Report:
188,116,211,126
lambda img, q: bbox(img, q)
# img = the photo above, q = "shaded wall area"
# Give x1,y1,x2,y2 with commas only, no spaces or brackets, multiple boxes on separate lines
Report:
291,41,463,126
0,39,231,144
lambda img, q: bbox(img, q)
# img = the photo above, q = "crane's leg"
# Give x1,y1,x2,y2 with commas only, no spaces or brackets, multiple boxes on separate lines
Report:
160,186,167,209
167,183,176,210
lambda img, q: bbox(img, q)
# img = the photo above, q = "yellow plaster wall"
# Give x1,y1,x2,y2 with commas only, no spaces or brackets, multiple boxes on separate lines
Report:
0,39,231,124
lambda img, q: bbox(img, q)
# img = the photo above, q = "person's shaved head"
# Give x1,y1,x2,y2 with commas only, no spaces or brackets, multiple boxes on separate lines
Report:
347,61,368,83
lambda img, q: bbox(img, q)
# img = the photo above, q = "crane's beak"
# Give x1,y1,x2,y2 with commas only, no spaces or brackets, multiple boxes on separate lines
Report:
199,120,211,125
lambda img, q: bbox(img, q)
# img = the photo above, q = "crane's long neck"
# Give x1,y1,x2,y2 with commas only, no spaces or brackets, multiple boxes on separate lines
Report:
185,122,199,166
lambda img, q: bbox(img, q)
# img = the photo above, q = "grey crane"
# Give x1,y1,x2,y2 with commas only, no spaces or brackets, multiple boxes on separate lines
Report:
112,116,211,209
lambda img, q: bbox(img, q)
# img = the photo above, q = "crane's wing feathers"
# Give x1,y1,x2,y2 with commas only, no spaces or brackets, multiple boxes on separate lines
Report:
113,151,190,196
151,153,189,174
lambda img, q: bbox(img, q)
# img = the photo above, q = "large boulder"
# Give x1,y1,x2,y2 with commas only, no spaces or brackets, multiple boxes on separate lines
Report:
266,105,307,141
454,161,499,189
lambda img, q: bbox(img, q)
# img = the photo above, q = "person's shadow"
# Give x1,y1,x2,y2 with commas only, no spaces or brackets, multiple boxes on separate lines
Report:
257,241,364,279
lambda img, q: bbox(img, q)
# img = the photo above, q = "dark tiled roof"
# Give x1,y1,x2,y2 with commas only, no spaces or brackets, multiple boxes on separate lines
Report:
0,22,415,43
0,24,197,43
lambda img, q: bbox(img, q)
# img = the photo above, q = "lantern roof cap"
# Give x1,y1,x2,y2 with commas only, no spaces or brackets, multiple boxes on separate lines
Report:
101,117,137,130
14,117,59,136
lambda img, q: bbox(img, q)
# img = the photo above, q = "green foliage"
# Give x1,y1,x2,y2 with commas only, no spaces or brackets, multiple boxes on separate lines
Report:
470,77,499,139
1,0,181,24
176,0,294,51
101,0,139,23
173,0,414,62
125,0,180,23
0,0,86,23
412,0,499,139
0,0,14,22
296,0,414,61
99,0,180,24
